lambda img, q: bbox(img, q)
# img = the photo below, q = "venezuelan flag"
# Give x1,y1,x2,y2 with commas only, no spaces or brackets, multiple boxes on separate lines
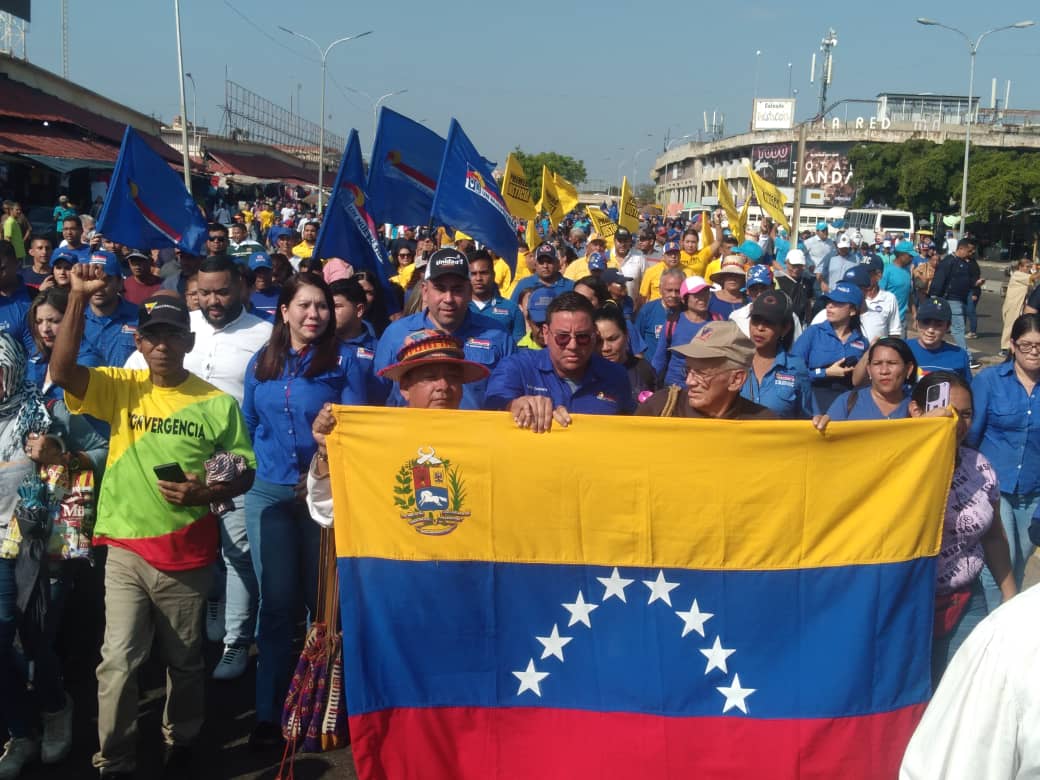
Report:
328,409,956,779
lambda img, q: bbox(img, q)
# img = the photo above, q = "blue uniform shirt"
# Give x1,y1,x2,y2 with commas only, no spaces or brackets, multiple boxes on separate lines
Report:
374,310,514,409
243,342,367,485
250,288,280,323
790,321,868,415
740,349,812,419
826,388,911,421
483,348,635,415
635,299,670,359
967,361,1040,496
908,339,972,384
470,294,525,343
0,283,34,355
340,321,382,402
509,275,574,304
651,316,711,388
78,297,138,368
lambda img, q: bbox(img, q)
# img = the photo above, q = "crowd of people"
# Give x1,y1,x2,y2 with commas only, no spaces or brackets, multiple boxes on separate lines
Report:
0,192,1038,778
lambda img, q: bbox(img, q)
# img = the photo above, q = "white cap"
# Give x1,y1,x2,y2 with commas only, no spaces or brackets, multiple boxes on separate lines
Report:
837,236,852,249
785,249,806,265
882,239,892,248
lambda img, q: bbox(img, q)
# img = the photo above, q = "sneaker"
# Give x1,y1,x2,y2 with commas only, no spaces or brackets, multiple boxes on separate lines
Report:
40,693,73,764
204,600,225,643
0,738,39,779
212,644,249,681
247,721,282,752
966,331,978,339
970,360,982,370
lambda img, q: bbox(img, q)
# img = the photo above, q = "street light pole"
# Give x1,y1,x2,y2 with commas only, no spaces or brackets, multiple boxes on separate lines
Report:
916,17,1034,237
373,89,407,139
278,26,374,214
184,71,197,157
173,0,191,190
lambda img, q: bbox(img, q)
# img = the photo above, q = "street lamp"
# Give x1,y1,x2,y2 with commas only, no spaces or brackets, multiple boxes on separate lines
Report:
373,89,407,138
753,50,762,101
184,71,197,157
665,134,693,151
278,26,374,213
631,146,653,183
916,17,1034,237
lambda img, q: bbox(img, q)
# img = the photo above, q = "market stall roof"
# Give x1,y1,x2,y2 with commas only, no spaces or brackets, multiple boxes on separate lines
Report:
0,119,120,167
208,150,318,185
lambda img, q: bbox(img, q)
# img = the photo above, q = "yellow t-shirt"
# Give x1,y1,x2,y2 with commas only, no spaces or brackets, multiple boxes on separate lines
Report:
258,210,275,231
493,258,513,292
391,263,417,288
505,253,534,299
292,243,315,260
563,254,619,281
679,246,714,277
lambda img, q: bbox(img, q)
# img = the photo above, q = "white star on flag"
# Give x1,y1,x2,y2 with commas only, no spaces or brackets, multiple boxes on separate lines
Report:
717,674,755,714
700,636,736,674
536,624,573,661
597,567,634,602
675,599,714,638
513,659,550,697
643,570,680,607
562,590,599,628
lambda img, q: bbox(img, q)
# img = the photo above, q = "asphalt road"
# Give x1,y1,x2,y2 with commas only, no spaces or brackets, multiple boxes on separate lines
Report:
13,261,1030,778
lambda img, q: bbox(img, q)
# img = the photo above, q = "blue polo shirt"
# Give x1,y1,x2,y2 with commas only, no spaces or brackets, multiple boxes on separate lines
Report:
250,288,281,323
340,321,382,401
243,342,366,485
908,339,972,384
826,388,911,421
373,310,514,409
791,321,868,380
0,283,34,355
635,299,670,358
740,349,812,419
78,297,139,368
651,316,711,388
967,361,1040,496
483,348,635,415
509,275,574,304
708,295,746,319
470,294,525,343
880,263,913,322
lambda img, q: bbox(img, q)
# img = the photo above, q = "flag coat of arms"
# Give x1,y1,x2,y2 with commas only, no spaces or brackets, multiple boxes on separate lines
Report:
429,119,519,270
366,107,444,227
97,126,207,255
313,129,398,312
328,409,955,779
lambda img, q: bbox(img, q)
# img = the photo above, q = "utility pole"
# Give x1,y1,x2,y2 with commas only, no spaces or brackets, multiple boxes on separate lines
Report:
810,29,838,119
61,0,69,79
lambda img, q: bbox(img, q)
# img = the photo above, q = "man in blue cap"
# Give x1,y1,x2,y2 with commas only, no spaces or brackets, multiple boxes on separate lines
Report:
880,240,915,328
246,251,279,323
804,221,835,269
518,287,555,349
510,243,575,302
79,249,139,368
907,296,972,383
375,247,514,408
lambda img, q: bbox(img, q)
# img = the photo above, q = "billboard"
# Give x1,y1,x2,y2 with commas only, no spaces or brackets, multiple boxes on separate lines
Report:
798,143,855,205
752,99,795,130
751,143,793,186
0,0,30,21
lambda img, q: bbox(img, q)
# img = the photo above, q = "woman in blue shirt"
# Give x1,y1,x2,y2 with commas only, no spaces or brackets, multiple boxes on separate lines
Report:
242,272,365,748
651,276,718,387
968,313,1040,611
741,290,811,418
25,287,68,402
790,281,869,415
824,338,917,421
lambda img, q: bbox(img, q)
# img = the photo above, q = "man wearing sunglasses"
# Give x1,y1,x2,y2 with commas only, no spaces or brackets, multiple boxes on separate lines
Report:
509,242,575,304
484,292,634,431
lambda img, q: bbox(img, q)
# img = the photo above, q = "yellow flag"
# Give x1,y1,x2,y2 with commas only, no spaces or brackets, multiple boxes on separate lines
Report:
699,210,714,248
746,164,791,232
717,176,741,230
501,153,537,220
553,172,580,215
537,165,564,229
618,177,640,233
585,206,618,248
736,197,750,241
525,218,539,251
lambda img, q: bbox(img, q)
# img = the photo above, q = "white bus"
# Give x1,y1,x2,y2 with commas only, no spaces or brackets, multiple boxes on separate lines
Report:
844,208,915,238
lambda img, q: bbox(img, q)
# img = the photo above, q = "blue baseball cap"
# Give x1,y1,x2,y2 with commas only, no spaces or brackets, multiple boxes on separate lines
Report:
736,240,764,262
894,240,918,257
823,281,864,307
916,296,952,323
663,240,681,254
248,251,273,271
87,250,122,278
863,254,885,274
746,264,773,288
527,287,557,325
600,268,631,287
843,265,872,288
815,221,829,231
49,249,78,268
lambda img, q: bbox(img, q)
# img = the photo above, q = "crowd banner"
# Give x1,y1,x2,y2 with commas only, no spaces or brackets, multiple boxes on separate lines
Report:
429,119,520,270
313,129,399,312
618,176,640,234
500,153,537,220
328,408,956,779
537,165,564,230
366,107,443,227
585,205,618,247
746,163,792,232
553,172,580,215
97,126,207,255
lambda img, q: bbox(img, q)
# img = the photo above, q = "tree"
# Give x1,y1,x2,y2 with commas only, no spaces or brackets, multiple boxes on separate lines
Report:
512,148,587,197
635,182,657,205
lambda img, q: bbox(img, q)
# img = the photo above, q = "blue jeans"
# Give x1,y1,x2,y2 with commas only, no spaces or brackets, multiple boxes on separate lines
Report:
965,290,980,334
947,299,968,351
981,491,1040,612
244,479,320,723
208,504,258,647
931,580,988,689
0,557,70,739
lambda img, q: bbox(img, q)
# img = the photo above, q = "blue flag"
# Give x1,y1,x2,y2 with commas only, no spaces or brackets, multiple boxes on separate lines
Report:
97,126,207,255
366,108,444,228
313,129,399,313
429,119,519,270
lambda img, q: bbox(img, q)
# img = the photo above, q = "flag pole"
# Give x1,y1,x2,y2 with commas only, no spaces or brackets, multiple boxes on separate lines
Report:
173,0,192,191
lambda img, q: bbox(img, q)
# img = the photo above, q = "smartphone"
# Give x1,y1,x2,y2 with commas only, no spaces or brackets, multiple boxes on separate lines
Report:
153,462,187,483
924,381,951,412
840,356,859,368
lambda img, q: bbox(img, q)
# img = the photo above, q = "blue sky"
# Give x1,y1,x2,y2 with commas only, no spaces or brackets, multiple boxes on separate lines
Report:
22,1,1040,186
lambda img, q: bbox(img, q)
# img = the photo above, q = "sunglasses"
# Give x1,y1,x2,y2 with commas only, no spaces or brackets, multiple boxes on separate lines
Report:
398,253,413,258
550,330,594,348
208,235,228,242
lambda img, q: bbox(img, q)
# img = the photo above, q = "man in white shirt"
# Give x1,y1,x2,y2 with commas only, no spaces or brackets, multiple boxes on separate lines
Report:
611,228,646,301
803,221,835,269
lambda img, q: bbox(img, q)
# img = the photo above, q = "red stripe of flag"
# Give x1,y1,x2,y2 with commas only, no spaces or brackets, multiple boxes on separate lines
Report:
390,157,437,191
130,182,183,243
